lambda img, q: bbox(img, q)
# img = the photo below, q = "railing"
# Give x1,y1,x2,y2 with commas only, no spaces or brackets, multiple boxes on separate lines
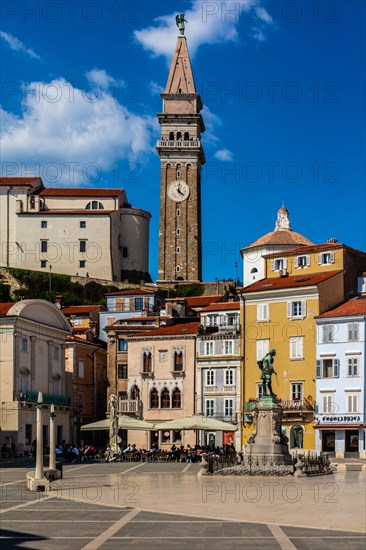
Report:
281,398,315,412
203,386,217,393
157,140,201,148
119,399,142,414
218,323,240,333
17,391,70,407
223,385,236,393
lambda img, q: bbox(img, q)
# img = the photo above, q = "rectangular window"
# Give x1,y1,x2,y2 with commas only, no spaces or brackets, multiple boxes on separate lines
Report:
225,369,234,385
348,323,359,342
40,260,47,268
79,260,86,268
205,399,214,417
291,383,303,400
79,240,86,253
118,339,127,351
288,301,306,318
347,394,359,413
347,357,359,377
257,303,268,321
290,336,303,359
273,258,285,271
322,394,334,413
135,298,144,310
78,393,84,408
41,221,47,228
117,364,128,379
320,358,340,379
206,370,215,386
41,240,48,253
318,252,334,265
80,221,86,228
223,340,233,355
204,341,214,355
78,360,84,378
224,399,234,419
53,345,60,360
296,255,309,267
21,337,28,352
322,324,335,343
256,339,269,361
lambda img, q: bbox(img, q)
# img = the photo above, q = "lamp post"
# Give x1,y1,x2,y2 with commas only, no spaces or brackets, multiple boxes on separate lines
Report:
35,392,44,480
49,404,56,471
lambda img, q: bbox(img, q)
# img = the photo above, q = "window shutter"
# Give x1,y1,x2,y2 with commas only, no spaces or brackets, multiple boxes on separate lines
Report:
306,255,311,266
287,302,292,318
263,304,268,320
301,301,306,317
334,358,340,378
272,260,276,271
330,252,335,263
283,258,288,269
318,253,322,265
299,337,304,358
294,257,299,268
316,360,321,378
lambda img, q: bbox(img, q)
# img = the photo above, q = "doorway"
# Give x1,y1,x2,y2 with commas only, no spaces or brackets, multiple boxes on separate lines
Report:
322,430,335,453
345,430,359,457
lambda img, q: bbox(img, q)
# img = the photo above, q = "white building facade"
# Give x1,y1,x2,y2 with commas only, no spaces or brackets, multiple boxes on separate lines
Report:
196,303,241,450
0,177,151,282
315,295,366,458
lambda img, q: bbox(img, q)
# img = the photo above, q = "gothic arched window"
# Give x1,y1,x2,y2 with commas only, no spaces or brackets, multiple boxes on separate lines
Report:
172,388,181,408
173,351,184,372
142,352,152,373
184,132,189,141
150,388,159,408
161,388,170,408
130,385,140,400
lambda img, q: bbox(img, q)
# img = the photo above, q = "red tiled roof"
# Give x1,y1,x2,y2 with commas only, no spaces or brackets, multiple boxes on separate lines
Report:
317,297,366,318
264,242,343,258
201,302,240,312
185,296,222,307
242,271,342,293
0,303,15,314
0,177,43,188
62,305,101,315
245,230,313,250
19,210,113,216
39,188,124,197
130,321,200,338
105,289,154,296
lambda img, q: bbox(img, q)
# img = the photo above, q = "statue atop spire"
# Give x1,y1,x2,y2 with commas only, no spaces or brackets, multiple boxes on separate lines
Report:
176,13,188,36
275,204,292,231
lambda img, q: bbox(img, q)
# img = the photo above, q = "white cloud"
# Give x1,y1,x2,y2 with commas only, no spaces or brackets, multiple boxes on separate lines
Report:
214,148,234,161
0,78,157,185
0,31,40,60
201,105,222,145
134,0,273,60
85,69,116,89
150,81,164,96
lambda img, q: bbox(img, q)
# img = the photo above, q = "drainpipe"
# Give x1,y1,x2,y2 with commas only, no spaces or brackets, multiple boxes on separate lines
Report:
239,292,246,452
6,186,12,267
92,348,98,421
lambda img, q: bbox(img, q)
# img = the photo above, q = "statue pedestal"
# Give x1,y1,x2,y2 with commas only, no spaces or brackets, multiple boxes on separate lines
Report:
246,397,291,464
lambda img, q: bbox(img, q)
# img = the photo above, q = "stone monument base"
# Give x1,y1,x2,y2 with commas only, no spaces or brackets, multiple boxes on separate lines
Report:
245,396,292,464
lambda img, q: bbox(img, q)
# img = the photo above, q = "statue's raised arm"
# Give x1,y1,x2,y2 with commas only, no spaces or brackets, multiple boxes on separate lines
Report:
176,13,188,36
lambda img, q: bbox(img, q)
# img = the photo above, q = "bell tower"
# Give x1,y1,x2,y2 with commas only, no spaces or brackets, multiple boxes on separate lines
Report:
156,28,205,283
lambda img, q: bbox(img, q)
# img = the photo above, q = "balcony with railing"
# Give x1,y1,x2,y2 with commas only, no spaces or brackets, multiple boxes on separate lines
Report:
119,399,142,415
281,398,316,414
157,140,201,148
16,391,70,407
218,323,240,334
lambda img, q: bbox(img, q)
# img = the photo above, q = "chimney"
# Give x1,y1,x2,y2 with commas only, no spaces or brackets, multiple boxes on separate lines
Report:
55,295,63,309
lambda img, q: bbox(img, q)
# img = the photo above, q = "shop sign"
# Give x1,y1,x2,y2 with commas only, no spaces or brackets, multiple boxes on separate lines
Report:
316,414,361,423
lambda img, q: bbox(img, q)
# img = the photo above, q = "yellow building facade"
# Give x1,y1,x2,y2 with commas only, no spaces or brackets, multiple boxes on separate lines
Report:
241,263,345,451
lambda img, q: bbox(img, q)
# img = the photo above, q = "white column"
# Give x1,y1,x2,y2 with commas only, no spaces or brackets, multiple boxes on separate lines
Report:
49,404,56,471
35,392,44,479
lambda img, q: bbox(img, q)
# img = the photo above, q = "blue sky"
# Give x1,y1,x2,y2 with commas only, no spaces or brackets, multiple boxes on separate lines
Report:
1,0,365,282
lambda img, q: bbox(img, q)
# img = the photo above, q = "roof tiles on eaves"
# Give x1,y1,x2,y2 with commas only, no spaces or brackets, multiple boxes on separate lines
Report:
241,271,342,293
129,321,200,338
317,297,366,318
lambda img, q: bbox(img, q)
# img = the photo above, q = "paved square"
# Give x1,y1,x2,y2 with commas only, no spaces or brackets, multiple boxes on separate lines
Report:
1,460,365,549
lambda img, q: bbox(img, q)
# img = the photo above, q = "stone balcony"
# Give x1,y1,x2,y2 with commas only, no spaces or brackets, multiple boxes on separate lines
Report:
119,399,142,415
156,140,201,148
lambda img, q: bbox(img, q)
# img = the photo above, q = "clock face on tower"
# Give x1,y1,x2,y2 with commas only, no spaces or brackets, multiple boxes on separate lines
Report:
168,180,190,202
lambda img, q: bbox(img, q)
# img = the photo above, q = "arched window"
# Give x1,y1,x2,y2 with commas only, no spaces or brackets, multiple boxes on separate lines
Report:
130,385,140,400
251,268,258,273
161,388,170,408
290,424,304,449
169,132,174,141
173,351,184,372
142,352,152,373
150,388,159,408
176,132,182,141
85,201,104,210
172,388,181,408
184,132,189,141
20,368,30,394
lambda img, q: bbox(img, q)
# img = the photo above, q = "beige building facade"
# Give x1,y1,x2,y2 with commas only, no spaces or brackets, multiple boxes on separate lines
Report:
0,299,72,453
0,177,151,282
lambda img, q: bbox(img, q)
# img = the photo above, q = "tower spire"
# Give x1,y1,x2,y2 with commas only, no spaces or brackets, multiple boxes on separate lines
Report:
275,204,292,231
164,35,196,94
